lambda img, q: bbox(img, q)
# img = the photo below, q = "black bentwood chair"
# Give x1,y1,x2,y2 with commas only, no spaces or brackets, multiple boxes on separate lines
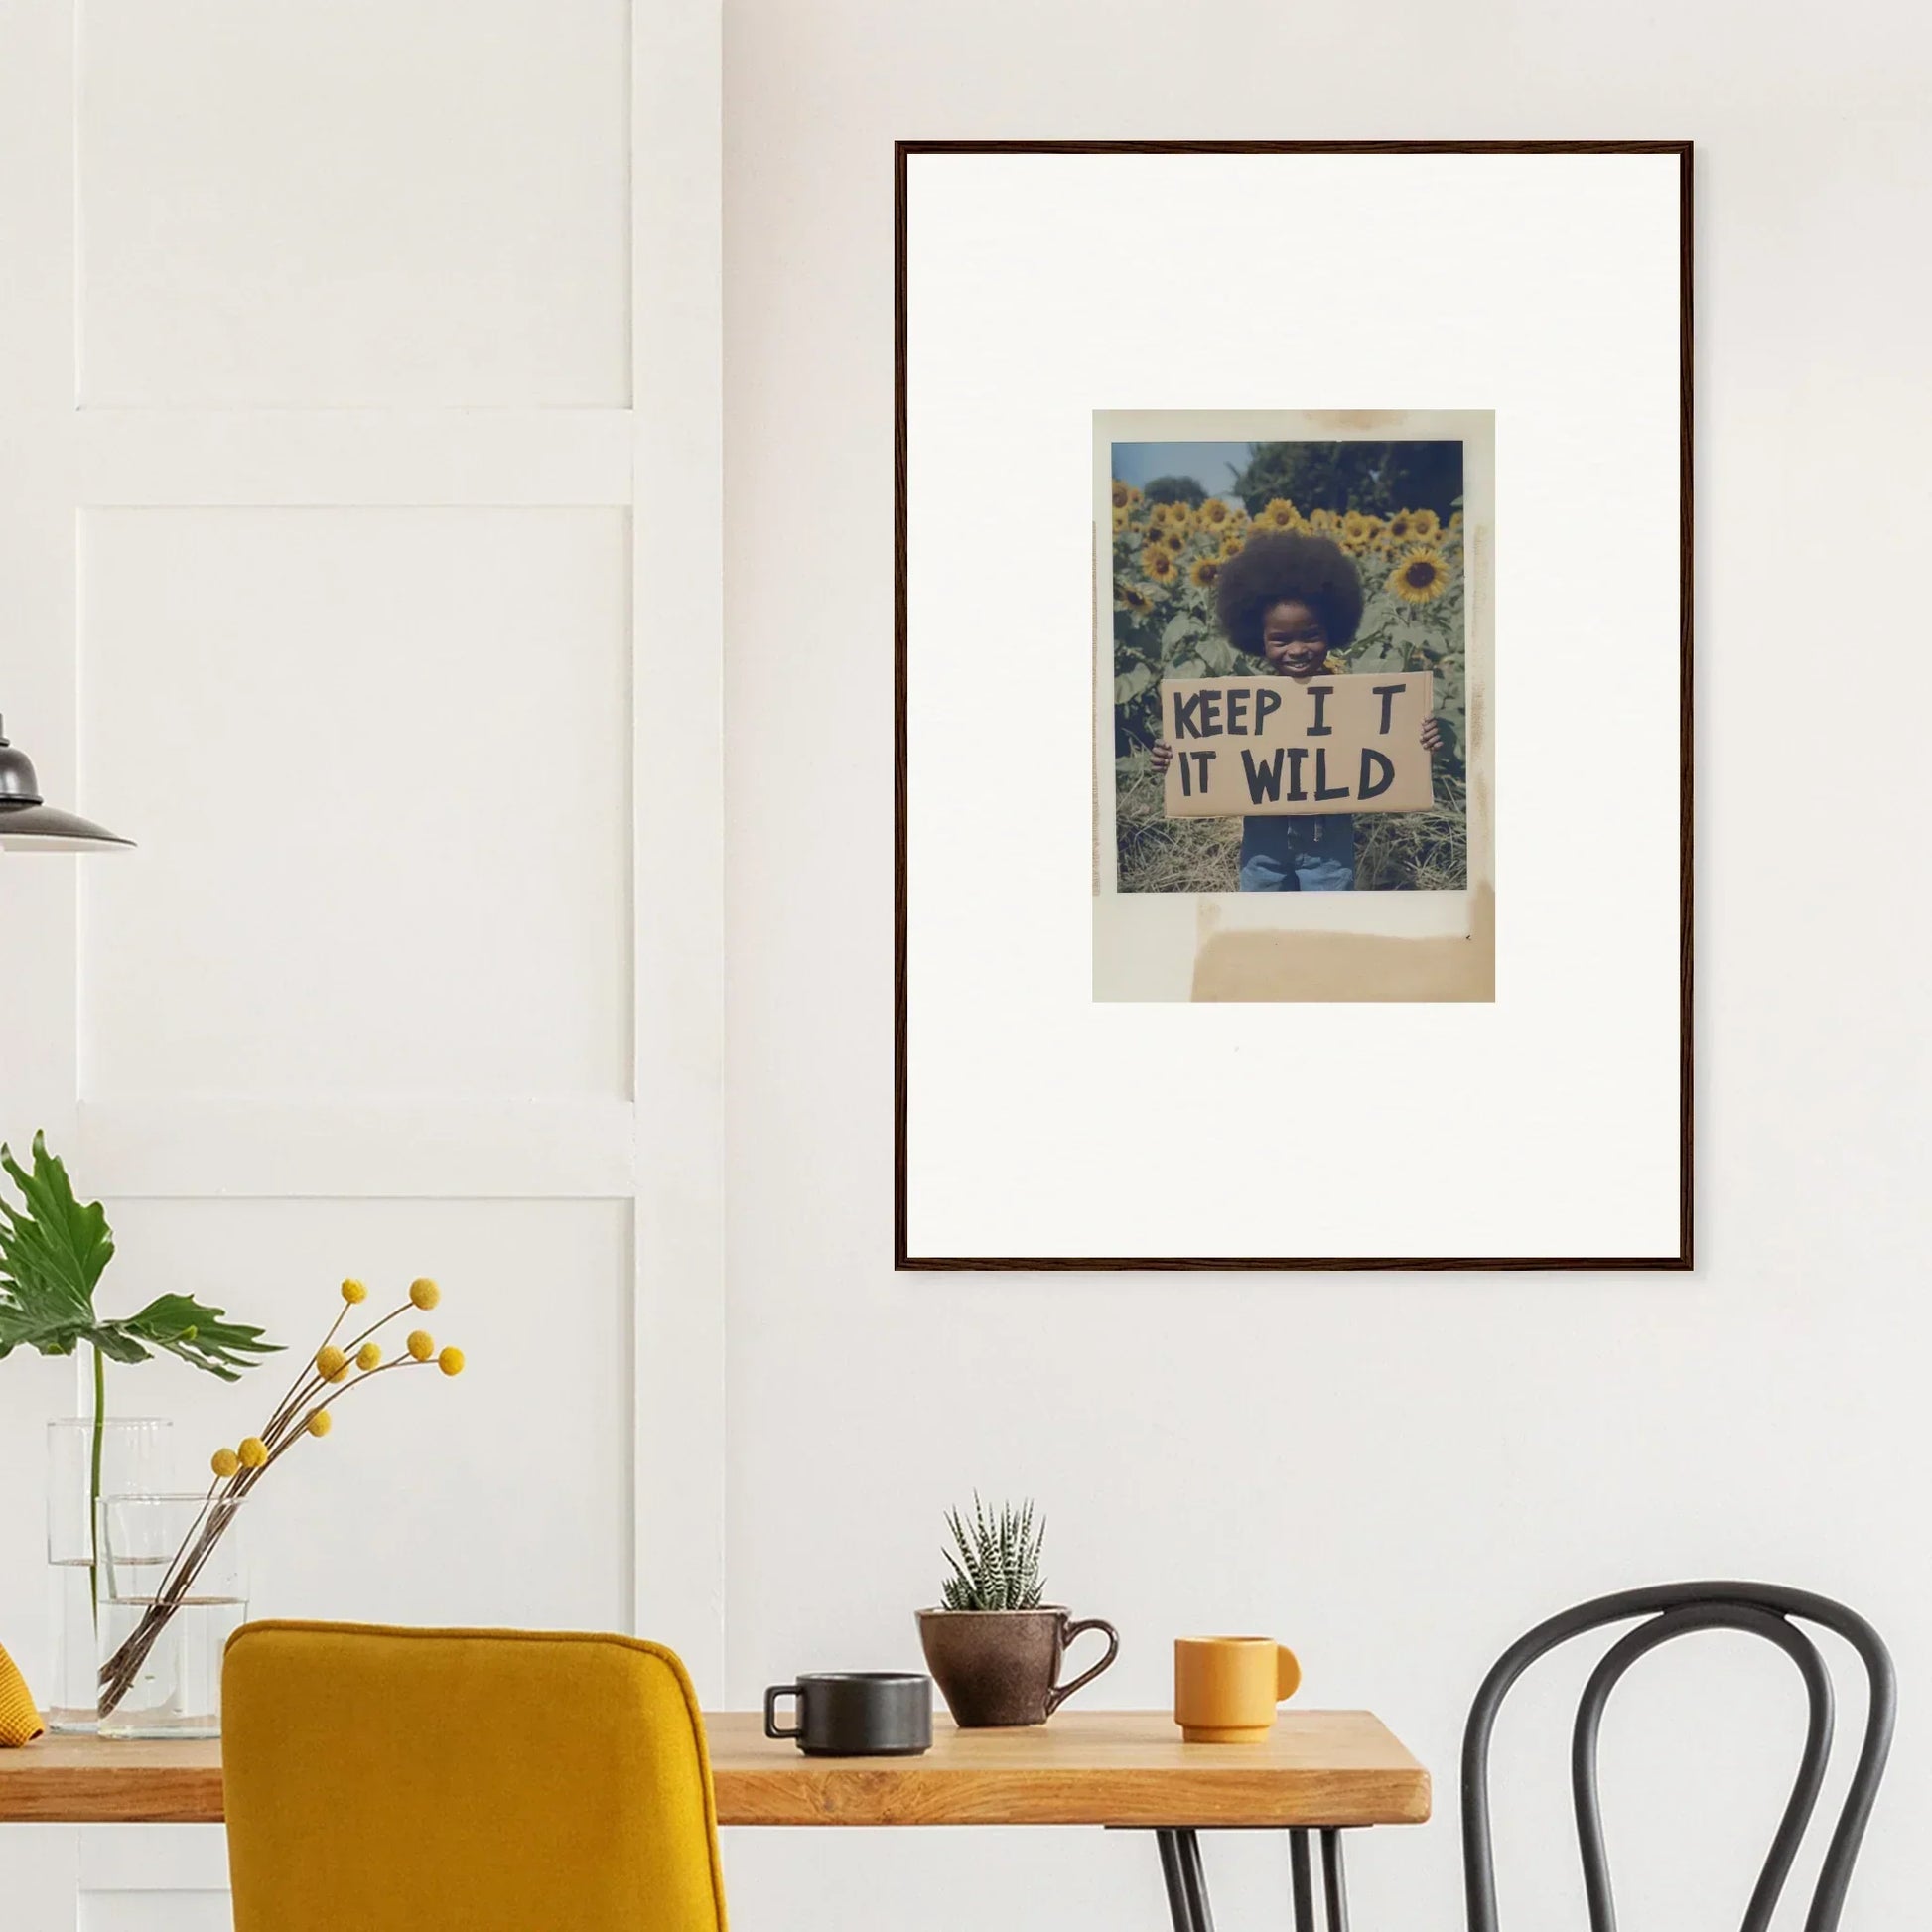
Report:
1462,1582,1895,1932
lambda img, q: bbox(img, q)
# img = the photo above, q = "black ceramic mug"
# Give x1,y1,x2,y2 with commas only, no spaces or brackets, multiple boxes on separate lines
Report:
762,1671,933,1755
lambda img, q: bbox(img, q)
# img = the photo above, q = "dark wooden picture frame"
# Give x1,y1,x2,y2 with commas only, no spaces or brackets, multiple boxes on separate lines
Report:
895,140,1693,1272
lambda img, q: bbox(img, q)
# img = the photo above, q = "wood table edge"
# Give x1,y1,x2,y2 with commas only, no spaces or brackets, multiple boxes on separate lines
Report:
0,1710,1432,1831
710,1762,1432,1827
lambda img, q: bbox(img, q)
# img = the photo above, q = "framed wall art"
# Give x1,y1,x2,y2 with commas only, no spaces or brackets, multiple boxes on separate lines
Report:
896,141,1692,1269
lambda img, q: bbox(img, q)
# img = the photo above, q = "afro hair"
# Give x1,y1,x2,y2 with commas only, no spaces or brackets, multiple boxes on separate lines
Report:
1214,530,1364,656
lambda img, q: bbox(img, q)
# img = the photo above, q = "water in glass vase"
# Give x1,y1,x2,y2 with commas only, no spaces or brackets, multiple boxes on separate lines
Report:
96,1491,248,1740
96,1591,248,1739
45,1417,173,1733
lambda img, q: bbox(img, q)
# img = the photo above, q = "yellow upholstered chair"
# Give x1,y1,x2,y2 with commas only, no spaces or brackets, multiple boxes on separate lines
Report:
223,1621,728,1932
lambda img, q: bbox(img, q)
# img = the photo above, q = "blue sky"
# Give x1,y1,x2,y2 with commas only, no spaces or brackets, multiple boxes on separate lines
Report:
1110,440,1253,499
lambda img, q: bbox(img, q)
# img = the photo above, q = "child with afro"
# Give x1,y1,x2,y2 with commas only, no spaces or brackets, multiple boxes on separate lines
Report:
1151,528,1442,891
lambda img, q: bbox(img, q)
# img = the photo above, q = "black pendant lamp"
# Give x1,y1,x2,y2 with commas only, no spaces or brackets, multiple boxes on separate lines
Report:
0,715,134,852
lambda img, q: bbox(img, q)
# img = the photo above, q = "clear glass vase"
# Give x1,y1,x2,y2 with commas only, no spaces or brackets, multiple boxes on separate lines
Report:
44,1417,173,1733
96,1491,247,1740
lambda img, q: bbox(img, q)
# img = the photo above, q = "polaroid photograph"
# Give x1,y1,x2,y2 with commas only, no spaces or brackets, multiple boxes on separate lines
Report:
1095,410,1494,1003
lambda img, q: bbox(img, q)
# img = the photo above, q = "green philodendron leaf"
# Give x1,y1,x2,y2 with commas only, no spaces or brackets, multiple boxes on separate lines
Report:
0,1309,91,1360
0,1134,111,1346
1,1132,281,1381
109,1294,282,1383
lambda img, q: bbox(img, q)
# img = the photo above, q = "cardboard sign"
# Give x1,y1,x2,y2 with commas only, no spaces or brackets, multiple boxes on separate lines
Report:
1161,672,1436,819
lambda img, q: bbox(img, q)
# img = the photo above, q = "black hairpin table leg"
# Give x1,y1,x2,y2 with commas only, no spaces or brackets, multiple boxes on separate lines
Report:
1320,1830,1350,1932
1155,1828,1215,1932
1289,1829,1317,1931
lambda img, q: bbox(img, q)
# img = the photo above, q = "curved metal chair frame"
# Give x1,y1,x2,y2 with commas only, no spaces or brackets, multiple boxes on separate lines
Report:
1461,1582,1895,1932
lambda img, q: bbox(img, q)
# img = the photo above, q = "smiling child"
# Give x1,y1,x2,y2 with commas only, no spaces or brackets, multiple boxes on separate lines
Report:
1152,528,1441,891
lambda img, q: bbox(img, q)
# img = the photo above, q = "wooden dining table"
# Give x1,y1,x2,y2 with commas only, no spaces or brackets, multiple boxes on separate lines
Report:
0,1709,1430,1931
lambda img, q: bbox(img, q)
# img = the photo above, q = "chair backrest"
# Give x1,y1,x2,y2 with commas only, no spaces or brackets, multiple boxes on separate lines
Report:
1461,1582,1894,1932
224,1621,729,1932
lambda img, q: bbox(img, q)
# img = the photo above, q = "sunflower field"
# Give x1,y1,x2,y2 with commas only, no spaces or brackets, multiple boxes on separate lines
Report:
1110,483,1469,894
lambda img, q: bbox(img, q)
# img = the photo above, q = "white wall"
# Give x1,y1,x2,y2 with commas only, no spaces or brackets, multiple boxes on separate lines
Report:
0,0,723,1924
721,5,1931,1931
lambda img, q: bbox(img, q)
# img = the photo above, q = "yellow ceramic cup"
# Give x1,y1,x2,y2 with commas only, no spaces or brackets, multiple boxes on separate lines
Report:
1173,1635,1303,1743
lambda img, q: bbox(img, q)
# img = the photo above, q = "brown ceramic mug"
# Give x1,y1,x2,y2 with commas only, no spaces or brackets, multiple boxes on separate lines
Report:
916,1605,1120,1727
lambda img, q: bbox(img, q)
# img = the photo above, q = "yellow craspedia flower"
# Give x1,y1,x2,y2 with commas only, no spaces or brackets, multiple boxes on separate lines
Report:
340,1278,367,1305
1142,547,1178,584
238,1437,269,1470
409,1278,441,1311
1197,497,1230,527
316,1344,349,1382
1389,548,1452,605
308,1411,333,1438
210,1448,240,1480
407,1329,436,1362
1405,507,1442,542
356,1342,383,1371
1257,498,1301,532
1189,555,1222,588
438,1347,466,1378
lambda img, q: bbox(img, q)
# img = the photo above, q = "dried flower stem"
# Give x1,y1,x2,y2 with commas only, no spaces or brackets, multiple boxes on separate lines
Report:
97,1293,453,1719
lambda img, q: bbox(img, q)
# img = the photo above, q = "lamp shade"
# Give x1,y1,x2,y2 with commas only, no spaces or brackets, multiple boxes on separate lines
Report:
0,715,134,852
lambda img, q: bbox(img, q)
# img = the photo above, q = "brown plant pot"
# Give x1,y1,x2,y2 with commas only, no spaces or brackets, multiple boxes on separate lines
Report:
915,1606,1119,1728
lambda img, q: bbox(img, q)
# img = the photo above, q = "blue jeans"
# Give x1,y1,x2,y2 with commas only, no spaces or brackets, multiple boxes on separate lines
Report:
1239,814,1355,892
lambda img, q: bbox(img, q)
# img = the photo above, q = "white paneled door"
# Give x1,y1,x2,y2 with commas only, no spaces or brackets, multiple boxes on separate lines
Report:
0,3,723,1925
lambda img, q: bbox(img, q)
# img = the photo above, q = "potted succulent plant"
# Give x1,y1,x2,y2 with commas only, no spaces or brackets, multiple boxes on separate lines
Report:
916,1496,1119,1727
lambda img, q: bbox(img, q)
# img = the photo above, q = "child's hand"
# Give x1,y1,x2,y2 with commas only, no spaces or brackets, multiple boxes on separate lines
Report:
1150,740,1173,774
1420,718,1444,755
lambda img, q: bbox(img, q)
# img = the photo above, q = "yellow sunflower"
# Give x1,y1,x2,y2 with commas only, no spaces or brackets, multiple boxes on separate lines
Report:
1189,555,1222,588
1256,497,1301,531
1308,507,1342,537
1112,505,1130,534
1111,479,1134,509
1197,497,1230,527
1116,578,1155,614
1220,528,1247,558
1388,548,1451,605
1404,507,1442,542
1385,510,1417,546
1142,546,1179,584
1340,510,1380,553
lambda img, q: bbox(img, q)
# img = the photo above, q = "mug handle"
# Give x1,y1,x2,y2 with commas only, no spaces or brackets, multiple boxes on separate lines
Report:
1046,1616,1121,1715
1277,1644,1302,1701
763,1683,803,1739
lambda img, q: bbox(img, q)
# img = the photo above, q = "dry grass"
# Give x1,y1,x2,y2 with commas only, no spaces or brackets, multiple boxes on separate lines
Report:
1353,773,1469,891
1113,754,1467,894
